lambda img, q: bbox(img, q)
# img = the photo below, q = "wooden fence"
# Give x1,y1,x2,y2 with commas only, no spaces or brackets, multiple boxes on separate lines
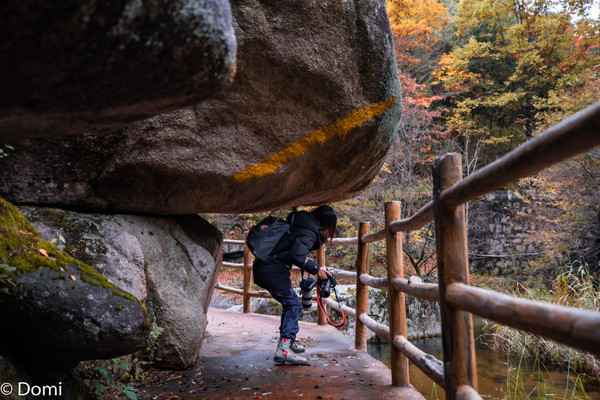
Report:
216,102,600,400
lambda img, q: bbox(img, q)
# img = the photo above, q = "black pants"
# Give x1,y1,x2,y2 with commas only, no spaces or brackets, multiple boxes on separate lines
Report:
253,260,302,340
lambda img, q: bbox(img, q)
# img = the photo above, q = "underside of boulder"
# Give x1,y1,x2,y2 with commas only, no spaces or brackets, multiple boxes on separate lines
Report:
0,0,237,140
0,0,401,214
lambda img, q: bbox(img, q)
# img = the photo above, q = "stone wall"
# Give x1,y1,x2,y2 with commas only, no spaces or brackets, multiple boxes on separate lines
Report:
469,178,571,276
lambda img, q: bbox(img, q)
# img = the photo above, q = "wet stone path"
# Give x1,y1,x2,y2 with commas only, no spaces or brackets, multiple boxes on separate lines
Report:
138,308,426,400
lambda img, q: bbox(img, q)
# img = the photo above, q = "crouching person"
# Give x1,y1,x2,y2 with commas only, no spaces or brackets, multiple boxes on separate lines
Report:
252,205,337,365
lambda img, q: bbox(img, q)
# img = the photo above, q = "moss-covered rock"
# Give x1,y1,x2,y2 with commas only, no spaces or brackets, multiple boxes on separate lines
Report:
0,197,148,374
0,197,136,301
19,204,223,370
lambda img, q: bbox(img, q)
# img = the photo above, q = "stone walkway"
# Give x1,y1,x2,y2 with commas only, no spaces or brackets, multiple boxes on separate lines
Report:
140,308,426,400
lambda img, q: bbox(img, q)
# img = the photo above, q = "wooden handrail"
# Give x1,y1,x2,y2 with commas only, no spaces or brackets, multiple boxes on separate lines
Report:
359,273,388,289
446,283,600,357
215,283,271,298
391,277,439,302
361,229,385,243
358,274,440,302
392,335,445,388
456,385,483,400
359,313,445,387
323,297,356,317
331,237,358,245
359,313,391,340
389,202,434,234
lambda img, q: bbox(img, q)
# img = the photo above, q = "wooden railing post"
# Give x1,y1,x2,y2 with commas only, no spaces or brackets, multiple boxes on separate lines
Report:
243,246,253,314
355,222,370,351
317,244,327,325
433,153,478,398
385,201,410,386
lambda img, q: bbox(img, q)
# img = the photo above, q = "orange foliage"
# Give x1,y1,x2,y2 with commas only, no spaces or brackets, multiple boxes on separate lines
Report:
386,0,449,64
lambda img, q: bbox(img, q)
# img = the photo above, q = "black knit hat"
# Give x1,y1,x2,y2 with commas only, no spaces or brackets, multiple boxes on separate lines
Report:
311,205,337,233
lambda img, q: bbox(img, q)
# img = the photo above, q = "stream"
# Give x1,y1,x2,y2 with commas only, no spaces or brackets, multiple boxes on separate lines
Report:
368,338,600,400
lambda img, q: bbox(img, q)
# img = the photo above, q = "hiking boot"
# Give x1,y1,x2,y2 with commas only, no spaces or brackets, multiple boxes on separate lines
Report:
274,338,310,366
290,340,306,354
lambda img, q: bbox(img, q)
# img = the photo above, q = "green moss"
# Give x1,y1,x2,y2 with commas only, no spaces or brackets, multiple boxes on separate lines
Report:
0,197,137,303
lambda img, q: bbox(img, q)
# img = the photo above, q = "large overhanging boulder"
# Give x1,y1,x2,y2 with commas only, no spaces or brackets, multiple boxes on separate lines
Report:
0,0,401,214
0,0,237,140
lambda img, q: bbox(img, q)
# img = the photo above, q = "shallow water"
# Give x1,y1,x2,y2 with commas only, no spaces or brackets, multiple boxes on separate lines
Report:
368,338,600,400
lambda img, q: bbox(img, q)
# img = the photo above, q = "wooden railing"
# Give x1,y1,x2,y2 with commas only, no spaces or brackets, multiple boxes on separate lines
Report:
216,102,600,399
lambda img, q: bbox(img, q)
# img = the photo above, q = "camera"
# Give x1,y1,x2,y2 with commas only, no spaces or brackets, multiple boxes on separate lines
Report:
299,276,317,309
318,273,336,298
299,271,337,309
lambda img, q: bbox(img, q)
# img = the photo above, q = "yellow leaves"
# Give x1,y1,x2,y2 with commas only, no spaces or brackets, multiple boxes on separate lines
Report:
386,0,449,58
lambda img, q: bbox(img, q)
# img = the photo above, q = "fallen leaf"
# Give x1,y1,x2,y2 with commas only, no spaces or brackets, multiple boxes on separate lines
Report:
38,248,49,258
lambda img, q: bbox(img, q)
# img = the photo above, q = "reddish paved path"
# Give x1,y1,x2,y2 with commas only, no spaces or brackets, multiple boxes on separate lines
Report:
140,308,426,400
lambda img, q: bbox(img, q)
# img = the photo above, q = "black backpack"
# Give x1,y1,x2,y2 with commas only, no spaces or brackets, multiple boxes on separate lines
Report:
246,216,291,261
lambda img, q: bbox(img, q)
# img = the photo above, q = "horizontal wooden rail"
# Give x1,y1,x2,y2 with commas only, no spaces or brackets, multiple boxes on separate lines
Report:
359,313,445,387
359,274,440,303
359,273,388,289
359,313,391,339
362,229,385,244
392,277,439,302
389,202,434,234
392,335,445,388
456,385,483,400
215,283,272,299
225,237,357,245
323,297,356,317
222,261,244,268
328,267,357,279
331,237,358,245
446,283,600,357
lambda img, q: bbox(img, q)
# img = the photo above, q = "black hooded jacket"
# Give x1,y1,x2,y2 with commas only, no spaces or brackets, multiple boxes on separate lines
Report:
266,211,323,274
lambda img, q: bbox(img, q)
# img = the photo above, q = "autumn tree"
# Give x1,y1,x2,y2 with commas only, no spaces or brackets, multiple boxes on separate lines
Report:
387,0,450,82
435,0,599,164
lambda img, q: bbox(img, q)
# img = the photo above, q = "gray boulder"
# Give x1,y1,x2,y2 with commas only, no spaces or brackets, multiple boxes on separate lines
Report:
0,0,401,215
22,207,223,370
0,198,147,375
0,0,236,140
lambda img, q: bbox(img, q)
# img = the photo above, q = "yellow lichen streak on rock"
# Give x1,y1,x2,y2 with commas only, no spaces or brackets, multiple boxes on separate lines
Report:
233,96,397,182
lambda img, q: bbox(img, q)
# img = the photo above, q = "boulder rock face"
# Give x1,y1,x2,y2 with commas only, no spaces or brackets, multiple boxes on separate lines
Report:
0,0,236,140
0,0,401,214
0,198,147,373
21,207,223,370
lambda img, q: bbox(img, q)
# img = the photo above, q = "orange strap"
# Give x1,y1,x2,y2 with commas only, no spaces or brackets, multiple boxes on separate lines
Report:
316,285,348,329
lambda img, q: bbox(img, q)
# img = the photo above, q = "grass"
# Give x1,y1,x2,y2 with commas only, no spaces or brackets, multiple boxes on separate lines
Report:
480,261,600,380
503,349,592,400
